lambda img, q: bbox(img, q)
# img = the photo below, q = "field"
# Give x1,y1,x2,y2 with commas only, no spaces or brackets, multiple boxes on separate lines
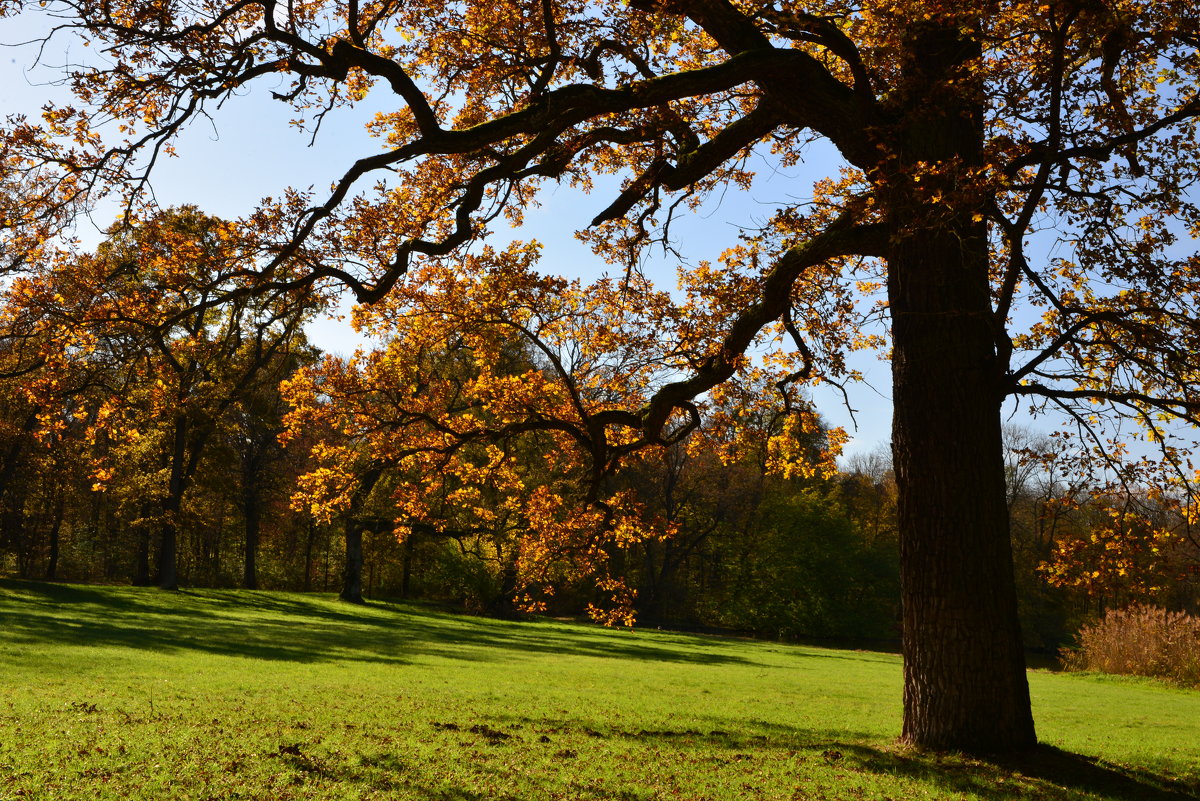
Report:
1,580,1197,800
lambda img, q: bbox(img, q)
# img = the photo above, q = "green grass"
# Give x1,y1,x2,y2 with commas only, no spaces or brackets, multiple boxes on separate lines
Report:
1,580,1197,800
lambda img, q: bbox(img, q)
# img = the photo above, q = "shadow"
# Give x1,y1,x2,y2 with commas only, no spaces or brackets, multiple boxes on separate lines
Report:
992,746,1200,800
332,709,1200,801
769,646,901,666
831,742,1200,801
331,715,885,801
0,579,755,668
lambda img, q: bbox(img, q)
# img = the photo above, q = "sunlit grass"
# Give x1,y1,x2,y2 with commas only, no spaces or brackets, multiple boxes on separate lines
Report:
1,579,1197,800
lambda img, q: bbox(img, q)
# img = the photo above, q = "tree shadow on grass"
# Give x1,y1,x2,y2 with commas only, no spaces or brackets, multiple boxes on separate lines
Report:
315,711,1200,801
485,714,1198,801
587,725,1200,801
0,579,755,668
835,741,1200,801
995,746,1200,801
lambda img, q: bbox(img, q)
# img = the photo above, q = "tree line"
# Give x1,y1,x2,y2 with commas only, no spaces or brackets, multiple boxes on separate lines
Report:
2,208,1196,658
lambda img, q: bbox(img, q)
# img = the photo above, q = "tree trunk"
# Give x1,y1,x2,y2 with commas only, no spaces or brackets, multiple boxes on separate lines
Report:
323,533,331,591
45,491,64,581
303,519,316,592
340,466,383,603
340,523,364,604
243,491,260,590
636,542,665,625
157,414,188,591
157,519,179,590
884,18,1036,753
133,518,152,586
4,487,29,578
890,224,1036,751
400,531,414,598
486,555,520,618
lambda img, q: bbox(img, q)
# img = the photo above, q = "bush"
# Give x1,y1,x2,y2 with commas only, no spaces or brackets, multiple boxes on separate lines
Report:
1063,604,1200,687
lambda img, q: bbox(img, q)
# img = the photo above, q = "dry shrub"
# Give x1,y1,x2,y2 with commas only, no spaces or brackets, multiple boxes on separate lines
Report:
1063,604,1200,687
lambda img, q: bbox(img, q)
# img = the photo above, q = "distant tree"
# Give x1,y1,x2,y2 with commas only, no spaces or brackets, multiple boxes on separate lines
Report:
838,447,899,549
22,208,314,589
704,485,900,640
284,249,837,618
223,342,318,589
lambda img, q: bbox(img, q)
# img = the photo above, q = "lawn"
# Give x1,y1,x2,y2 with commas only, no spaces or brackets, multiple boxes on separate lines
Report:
0,580,1197,800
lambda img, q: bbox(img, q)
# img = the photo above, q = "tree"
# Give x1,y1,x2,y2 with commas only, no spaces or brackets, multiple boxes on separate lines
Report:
704,485,900,640
615,375,838,626
223,341,317,589
1029,441,1200,618
23,207,314,589
281,250,781,616
5,0,1200,753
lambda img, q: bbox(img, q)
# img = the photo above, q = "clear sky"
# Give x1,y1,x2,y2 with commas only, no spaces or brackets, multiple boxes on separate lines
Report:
1,15,897,459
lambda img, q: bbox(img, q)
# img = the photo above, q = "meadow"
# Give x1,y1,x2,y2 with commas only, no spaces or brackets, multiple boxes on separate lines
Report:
0,579,1197,800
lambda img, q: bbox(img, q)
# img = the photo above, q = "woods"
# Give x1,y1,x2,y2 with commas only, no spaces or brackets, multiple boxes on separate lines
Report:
1,0,1200,756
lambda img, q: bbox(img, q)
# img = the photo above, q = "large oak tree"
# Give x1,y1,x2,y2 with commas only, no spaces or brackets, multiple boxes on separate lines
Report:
3,0,1200,752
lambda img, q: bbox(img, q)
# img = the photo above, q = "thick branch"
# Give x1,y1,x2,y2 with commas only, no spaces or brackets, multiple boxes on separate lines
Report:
1013,382,1200,427
639,213,887,439
675,0,879,167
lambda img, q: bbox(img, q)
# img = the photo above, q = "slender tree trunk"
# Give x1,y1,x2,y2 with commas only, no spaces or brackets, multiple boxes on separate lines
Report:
157,414,189,591
4,488,29,578
133,518,152,586
243,491,260,590
340,523,364,603
487,555,520,618
91,492,114,580
400,531,414,598
884,18,1036,753
303,519,315,592
636,539,691,625
158,519,179,590
45,492,64,581
340,466,383,603
323,534,331,591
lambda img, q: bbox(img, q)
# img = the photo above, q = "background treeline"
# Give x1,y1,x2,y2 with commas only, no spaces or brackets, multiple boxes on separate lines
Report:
1,209,1198,657
3,335,1199,656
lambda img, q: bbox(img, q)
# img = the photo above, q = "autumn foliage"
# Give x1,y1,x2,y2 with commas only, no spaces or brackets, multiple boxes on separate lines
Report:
280,243,841,620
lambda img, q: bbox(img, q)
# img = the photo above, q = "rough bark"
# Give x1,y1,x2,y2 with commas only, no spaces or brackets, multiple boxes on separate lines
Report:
890,224,1036,752
882,20,1036,752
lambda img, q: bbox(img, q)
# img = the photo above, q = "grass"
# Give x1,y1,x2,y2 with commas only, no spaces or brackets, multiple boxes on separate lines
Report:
0,580,1197,800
